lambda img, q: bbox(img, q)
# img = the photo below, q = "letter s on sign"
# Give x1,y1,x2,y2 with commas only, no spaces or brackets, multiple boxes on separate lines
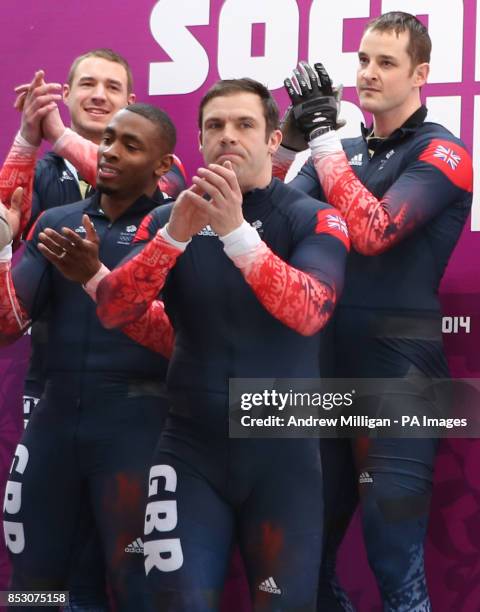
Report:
149,0,210,95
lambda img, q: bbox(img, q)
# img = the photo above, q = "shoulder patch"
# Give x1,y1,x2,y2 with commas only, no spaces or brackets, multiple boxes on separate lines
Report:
133,213,154,244
315,209,350,251
419,139,473,192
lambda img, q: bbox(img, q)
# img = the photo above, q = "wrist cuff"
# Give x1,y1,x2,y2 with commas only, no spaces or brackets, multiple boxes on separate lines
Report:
53,127,72,154
15,131,39,152
309,129,342,159
220,221,261,258
160,225,191,251
82,263,110,301
0,242,13,262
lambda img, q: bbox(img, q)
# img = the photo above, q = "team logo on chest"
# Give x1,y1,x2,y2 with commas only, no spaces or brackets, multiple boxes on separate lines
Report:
117,224,137,245
378,149,395,170
251,220,263,235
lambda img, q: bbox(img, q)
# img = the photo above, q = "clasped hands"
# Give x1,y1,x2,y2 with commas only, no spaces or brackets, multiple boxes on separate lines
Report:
15,70,65,147
167,160,244,242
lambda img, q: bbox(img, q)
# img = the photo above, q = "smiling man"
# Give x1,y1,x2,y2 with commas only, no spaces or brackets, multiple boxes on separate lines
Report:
11,51,188,609
63,50,135,143
1,104,175,610
275,10,473,612
90,78,350,610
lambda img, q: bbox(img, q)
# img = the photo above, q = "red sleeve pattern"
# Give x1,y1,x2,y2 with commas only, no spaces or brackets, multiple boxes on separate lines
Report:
313,139,473,256
55,129,98,186
0,138,36,242
121,300,174,359
272,146,295,181
97,232,182,329
0,261,30,346
231,241,336,336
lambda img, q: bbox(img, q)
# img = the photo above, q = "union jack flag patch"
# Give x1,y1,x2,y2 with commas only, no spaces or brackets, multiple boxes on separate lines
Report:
419,138,473,191
433,144,461,170
315,209,350,250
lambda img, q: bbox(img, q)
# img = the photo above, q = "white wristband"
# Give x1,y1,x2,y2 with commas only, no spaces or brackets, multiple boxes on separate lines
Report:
309,129,343,161
0,242,13,262
14,131,39,152
159,225,191,251
82,263,110,301
52,127,72,154
220,221,261,258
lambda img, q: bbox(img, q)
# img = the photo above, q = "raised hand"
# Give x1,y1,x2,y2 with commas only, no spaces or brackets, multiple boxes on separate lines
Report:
191,161,243,237
18,71,62,146
166,184,210,242
37,214,101,283
284,61,342,141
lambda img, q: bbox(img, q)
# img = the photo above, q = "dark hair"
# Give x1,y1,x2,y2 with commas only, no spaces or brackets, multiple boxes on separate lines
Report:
198,78,279,138
365,11,431,66
124,103,176,153
67,48,134,95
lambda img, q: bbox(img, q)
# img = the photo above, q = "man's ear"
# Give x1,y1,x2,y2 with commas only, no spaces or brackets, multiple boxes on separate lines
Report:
267,129,283,155
414,62,429,88
62,83,70,105
127,93,136,105
198,130,203,152
154,153,174,178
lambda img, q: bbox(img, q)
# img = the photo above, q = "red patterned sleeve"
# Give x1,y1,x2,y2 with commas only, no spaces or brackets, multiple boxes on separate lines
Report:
158,154,188,198
0,135,37,242
312,138,473,255
121,300,174,359
231,241,337,336
272,146,296,181
0,260,31,346
54,129,98,185
97,232,182,329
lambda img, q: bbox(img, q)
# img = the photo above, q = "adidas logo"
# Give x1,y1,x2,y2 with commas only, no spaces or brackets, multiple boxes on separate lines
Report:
197,224,218,237
125,538,144,553
348,153,363,166
59,170,75,182
359,471,373,484
258,577,281,595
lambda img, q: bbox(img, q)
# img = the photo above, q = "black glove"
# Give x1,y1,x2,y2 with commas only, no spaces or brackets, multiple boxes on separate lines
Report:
284,61,339,141
279,105,309,152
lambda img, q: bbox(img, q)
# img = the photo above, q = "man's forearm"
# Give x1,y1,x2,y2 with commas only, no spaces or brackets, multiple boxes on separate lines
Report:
0,133,37,241
54,129,98,186
221,223,337,336
0,253,31,346
97,229,183,329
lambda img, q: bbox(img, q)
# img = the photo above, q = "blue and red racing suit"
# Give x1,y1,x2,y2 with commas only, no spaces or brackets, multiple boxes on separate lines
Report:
96,178,350,611
275,106,473,611
1,191,172,611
